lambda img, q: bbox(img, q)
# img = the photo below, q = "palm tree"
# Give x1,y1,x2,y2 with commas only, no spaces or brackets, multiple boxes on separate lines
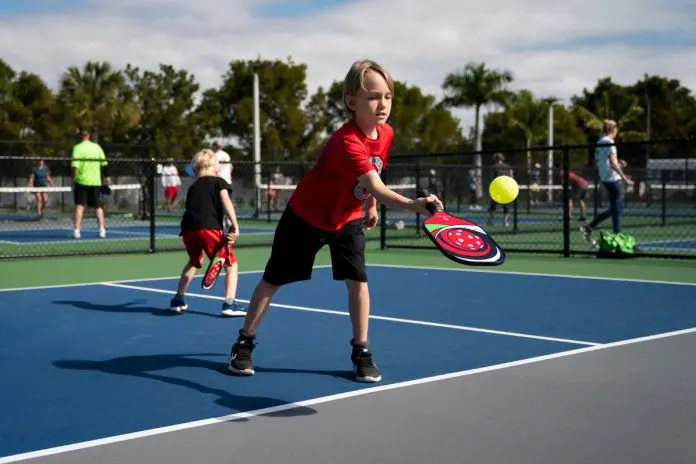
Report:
57,60,138,142
572,80,645,141
441,62,513,196
503,90,549,168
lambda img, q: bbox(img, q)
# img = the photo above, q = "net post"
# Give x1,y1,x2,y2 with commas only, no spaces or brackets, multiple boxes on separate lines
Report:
266,172,271,223
149,157,157,253
562,147,570,257
513,196,518,233
253,73,262,215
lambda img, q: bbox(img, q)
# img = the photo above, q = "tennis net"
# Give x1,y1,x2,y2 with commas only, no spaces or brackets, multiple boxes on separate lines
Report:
0,184,143,219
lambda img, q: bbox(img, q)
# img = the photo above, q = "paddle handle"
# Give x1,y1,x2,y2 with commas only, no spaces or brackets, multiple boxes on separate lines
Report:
417,188,443,214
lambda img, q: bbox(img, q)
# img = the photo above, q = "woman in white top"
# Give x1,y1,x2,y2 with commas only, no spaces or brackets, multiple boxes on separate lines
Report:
581,120,634,244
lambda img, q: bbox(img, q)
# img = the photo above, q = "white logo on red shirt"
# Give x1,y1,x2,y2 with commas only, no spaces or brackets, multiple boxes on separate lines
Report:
354,156,383,201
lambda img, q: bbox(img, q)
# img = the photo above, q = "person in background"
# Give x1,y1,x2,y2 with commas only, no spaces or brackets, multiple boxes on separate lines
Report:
466,169,480,210
558,165,588,222
529,163,541,205
486,153,514,227
28,159,53,218
427,169,443,201
268,165,285,212
212,141,233,230
71,129,110,239
581,120,634,244
161,159,181,212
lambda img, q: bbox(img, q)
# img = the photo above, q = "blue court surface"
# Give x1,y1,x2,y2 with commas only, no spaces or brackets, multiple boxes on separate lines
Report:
1,265,696,461
0,224,273,244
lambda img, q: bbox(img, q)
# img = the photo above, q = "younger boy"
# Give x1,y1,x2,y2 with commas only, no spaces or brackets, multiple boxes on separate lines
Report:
170,148,246,317
227,59,441,383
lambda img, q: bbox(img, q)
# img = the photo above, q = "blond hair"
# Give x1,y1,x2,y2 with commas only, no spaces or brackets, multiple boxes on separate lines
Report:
192,148,218,176
342,59,394,115
493,152,505,163
602,119,618,135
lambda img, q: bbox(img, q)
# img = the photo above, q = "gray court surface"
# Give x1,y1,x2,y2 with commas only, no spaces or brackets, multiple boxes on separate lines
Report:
19,329,696,464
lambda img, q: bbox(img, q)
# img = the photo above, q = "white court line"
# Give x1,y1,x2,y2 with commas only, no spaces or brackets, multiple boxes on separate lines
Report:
1,326,694,464
0,267,333,293
102,282,598,347
368,263,696,287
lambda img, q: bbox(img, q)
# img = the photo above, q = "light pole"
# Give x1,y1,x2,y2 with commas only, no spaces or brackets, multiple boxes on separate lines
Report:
542,97,559,202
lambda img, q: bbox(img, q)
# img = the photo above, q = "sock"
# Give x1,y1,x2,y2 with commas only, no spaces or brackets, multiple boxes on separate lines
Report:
351,339,369,350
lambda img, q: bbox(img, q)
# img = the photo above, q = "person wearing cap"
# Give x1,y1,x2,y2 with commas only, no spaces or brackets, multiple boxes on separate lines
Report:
71,129,110,239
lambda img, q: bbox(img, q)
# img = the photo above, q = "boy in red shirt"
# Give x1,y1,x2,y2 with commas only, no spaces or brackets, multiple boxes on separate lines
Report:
170,148,246,317
227,59,441,383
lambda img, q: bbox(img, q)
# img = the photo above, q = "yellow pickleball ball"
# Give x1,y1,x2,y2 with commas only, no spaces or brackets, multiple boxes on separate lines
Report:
489,175,519,204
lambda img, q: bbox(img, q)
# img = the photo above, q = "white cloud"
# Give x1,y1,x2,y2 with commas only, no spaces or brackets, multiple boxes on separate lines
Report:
1,0,695,133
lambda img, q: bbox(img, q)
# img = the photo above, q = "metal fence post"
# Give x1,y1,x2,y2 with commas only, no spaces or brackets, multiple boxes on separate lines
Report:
562,147,570,257
149,158,156,253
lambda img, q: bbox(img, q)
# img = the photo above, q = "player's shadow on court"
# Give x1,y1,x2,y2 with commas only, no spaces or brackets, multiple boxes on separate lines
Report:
53,353,317,418
53,299,224,318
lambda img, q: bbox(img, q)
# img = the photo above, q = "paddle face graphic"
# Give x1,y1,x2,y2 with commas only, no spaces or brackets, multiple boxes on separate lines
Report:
418,188,505,266
423,212,504,265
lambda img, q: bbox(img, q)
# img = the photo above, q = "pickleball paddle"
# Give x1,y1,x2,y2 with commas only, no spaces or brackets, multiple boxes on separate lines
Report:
418,188,505,266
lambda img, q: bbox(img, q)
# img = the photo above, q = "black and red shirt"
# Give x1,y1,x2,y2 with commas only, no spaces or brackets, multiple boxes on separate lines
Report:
181,176,231,232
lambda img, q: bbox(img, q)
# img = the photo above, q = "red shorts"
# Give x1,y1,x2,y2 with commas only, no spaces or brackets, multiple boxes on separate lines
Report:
182,229,237,269
164,186,179,199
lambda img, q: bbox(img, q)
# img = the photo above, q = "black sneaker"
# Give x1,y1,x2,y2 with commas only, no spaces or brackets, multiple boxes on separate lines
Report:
351,342,382,383
228,331,256,376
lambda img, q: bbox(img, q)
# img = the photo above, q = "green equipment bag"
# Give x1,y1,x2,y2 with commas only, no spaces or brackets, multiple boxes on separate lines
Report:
596,231,639,258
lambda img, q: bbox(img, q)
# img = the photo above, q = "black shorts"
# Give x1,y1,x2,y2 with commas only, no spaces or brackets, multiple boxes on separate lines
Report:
487,200,509,214
263,206,367,286
570,185,587,200
74,183,102,208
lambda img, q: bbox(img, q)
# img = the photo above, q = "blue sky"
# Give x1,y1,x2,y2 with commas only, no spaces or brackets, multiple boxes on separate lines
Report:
252,0,354,18
0,0,84,15
0,0,355,18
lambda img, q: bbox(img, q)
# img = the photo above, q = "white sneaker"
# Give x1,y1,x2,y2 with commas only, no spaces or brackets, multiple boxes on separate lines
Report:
73,229,81,239
99,229,106,239
221,302,247,317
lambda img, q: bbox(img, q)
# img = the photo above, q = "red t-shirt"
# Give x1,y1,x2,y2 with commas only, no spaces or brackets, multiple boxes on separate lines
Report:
559,170,589,188
289,121,393,231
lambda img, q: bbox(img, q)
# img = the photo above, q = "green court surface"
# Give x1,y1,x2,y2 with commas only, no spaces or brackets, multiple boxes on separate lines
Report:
3,243,696,290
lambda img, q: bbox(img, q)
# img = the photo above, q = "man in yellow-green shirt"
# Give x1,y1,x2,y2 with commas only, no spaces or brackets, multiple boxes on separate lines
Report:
71,129,110,239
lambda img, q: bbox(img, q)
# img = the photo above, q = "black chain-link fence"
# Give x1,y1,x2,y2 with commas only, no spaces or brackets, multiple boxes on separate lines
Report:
0,140,317,259
380,138,696,260
3,138,695,260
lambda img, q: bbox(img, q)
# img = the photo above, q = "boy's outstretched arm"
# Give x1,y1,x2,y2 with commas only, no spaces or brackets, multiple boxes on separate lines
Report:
358,170,441,215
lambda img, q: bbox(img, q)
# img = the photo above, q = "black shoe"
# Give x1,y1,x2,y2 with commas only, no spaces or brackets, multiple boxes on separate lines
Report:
351,342,382,383
228,330,256,376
